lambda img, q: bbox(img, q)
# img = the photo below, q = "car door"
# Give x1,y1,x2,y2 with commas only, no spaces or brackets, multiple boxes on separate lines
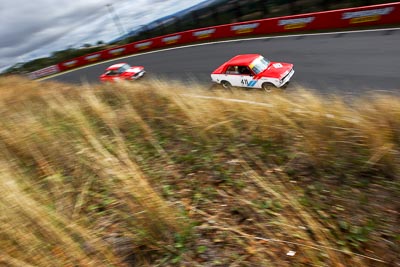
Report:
237,66,256,88
106,71,121,82
222,65,242,87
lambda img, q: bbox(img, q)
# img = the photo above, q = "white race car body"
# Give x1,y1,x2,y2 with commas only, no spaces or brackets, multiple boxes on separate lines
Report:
211,54,294,89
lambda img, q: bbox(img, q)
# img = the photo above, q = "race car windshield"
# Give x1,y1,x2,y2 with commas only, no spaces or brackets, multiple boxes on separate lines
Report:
118,64,130,73
250,57,270,74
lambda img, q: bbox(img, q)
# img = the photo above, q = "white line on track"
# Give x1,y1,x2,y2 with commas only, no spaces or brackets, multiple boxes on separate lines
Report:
40,27,400,81
181,94,274,108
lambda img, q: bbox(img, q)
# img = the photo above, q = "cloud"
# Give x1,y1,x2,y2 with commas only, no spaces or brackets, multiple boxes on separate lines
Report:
0,0,207,71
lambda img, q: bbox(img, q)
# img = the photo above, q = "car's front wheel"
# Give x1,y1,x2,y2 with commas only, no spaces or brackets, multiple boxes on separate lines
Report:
221,81,232,90
261,82,275,92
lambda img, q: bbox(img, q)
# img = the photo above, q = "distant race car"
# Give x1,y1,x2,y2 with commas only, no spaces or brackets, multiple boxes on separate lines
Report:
99,63,145,82
211,54,294,91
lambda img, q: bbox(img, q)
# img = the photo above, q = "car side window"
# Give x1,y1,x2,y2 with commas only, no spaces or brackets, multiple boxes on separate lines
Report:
106,70,117,76
225,66,239,75
238,66,252,75
117,66,126,73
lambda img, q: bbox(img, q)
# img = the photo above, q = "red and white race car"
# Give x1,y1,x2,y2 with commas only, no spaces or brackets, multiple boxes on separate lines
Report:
99,63,145,82
211,54,294,91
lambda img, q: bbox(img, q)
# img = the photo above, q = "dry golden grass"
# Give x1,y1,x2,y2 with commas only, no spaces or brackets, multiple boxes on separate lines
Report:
0,76,398,266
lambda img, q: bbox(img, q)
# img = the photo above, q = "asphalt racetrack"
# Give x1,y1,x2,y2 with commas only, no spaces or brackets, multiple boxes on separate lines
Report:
48,28,400,95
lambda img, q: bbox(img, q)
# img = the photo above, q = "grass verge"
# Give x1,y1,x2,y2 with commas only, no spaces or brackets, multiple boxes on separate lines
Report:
0,76,398,266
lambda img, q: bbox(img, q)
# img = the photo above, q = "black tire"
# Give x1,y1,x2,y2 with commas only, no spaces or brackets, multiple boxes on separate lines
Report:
221,81,232,90
261,82,275,92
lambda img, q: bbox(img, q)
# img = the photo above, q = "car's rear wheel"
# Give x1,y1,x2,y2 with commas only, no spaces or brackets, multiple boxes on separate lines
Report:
261,82,275,92
221,81,232,90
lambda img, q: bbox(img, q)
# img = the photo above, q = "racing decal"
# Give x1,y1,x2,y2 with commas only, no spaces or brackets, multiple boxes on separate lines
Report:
273,63,283,68
162,35,181,44
241,79,258,87
63,60,78,68
85,54,100,62
193,28,216,39
135,41,152,50
278,17,315,30
109,48,126,56
231,23,259,34
342,7,394,24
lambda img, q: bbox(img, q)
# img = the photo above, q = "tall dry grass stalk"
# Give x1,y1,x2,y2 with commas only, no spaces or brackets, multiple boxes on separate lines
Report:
0,76,398,266
0,77,187,266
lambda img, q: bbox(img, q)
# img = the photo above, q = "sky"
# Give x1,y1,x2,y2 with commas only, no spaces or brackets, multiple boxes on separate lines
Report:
0,0,209,72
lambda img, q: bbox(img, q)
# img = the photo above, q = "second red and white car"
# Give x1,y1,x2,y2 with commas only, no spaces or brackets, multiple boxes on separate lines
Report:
99,63,145,82
211,54,294,91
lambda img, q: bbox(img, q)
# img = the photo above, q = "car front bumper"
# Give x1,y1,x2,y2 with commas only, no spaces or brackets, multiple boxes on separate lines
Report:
132,70,146,80
278,68,295,87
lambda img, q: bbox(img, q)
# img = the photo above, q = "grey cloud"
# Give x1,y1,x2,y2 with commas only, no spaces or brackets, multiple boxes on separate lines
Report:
0,0,207,71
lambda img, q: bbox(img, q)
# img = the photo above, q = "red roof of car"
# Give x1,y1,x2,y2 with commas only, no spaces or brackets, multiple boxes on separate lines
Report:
225,54,261,66
212,54,261,74
106,63,127,70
